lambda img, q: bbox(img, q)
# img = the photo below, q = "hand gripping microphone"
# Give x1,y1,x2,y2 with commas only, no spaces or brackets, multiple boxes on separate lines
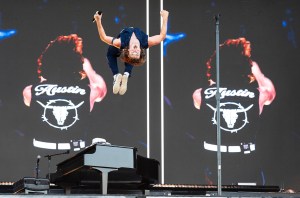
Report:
92,11,102,22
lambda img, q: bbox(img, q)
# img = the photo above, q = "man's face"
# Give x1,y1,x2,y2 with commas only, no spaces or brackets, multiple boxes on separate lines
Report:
128,38,141,59
128,33,141,59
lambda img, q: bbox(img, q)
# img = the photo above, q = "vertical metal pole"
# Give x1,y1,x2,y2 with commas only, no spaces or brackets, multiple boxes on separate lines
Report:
160,0,165,184
146,0,150,159
215,14,222,196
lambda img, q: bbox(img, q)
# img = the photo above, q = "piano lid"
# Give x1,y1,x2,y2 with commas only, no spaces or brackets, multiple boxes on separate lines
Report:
56,143,137,170
84,144,137,169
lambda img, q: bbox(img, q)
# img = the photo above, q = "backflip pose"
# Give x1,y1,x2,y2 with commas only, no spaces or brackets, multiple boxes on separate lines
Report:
94,10,169,95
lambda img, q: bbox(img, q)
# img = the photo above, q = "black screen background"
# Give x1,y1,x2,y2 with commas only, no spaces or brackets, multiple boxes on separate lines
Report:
0,0,299,190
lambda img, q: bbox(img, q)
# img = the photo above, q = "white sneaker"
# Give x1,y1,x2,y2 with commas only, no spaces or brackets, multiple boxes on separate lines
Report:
119,74,129,95
113,74,122,94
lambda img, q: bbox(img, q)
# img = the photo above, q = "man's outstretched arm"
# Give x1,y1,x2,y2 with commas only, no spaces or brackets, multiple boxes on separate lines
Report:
148,10,169,47
94,12,121,48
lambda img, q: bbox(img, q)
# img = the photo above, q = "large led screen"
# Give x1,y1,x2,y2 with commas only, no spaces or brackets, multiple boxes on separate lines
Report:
0,0,300,191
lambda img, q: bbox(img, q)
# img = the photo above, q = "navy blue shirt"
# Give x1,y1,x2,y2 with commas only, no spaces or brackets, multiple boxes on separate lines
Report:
119,27,149,49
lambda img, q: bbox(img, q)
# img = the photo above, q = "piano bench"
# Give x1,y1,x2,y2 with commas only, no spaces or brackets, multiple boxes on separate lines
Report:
13,177,50,194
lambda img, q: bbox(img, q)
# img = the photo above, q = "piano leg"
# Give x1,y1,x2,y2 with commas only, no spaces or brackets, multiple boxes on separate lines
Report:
93,167,116,195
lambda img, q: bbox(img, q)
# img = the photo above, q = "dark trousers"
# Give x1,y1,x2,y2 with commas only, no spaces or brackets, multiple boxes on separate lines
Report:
106,45,133,76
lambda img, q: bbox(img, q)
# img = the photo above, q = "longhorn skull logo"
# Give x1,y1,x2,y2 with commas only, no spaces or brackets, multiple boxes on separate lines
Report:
37,99,84,130
206,102,253,133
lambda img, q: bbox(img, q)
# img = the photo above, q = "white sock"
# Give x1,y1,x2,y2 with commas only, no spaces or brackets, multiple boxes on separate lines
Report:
124,72,130,77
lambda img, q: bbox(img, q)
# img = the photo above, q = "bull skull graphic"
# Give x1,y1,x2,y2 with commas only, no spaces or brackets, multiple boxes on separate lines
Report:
206,102,253,133
37,99,84,130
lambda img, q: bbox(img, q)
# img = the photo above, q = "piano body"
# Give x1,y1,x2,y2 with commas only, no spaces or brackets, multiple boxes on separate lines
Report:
50,143,159,194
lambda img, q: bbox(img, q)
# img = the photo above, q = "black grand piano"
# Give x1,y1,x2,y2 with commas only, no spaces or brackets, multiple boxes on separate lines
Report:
49,143,159,194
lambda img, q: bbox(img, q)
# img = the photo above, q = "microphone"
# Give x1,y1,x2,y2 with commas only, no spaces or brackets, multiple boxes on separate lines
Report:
92,11,102,22
37,155,41,164
214,14,221,22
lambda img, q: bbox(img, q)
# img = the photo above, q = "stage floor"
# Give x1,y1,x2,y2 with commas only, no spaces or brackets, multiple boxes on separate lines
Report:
1,182,299,198
0,192,300,198
1,188,300,198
